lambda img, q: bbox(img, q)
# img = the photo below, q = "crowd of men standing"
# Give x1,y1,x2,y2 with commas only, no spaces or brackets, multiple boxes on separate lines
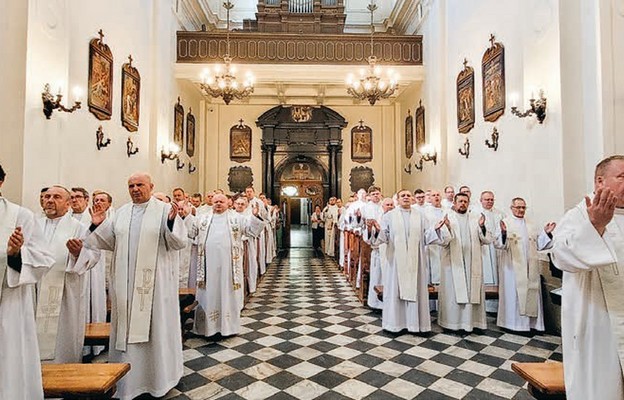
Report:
1,154,622,400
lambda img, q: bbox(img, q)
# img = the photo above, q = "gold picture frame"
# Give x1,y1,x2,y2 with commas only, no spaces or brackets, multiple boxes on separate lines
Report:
173,97,184,148
457,59,475,133
351,120,372,163
88,29,113,120
230,120,252,163
415,100,426,151
405,109,414,159
186,108,195,157
482,34,506,122
121,55,140,132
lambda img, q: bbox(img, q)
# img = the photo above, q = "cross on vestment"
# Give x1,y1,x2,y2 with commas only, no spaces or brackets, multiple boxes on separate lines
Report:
41,286,62,332
489,34,496,47
209,310,220,322
136,269,154,312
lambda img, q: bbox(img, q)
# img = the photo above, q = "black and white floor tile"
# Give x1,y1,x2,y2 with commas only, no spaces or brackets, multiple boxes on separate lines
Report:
163,248,561,400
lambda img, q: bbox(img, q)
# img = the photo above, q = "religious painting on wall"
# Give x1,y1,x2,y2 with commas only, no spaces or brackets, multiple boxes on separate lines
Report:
228,166,253,193
88,29,113,120
349,166,375,193
415,100,426,152
456,59,475,133
121,55,140,132
173,97,184,148
186,108,195,157
482,34,506,122
230,120,252,163
405,109,414,159
351,120,372,163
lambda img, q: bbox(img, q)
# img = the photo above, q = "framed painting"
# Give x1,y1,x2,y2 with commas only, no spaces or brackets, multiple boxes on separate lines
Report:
173,97,184,148
351,120,372,163
482,34,506,122
457,59,475,133
186,108,195,157
88,30,113,120
405,109,414,159
230,120,252,163
415,100,425,151
121,55,140,132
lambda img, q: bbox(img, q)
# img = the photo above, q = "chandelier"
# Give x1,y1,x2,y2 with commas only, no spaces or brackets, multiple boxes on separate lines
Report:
346,2,399,106
199,1,254,105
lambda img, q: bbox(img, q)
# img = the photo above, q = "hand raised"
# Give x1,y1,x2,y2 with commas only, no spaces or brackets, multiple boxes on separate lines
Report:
168,202,179,221
90,204,107,226
66,238,83,258
371,220,381,231
7,227,24,256
544,222,556,234
585,188,617,235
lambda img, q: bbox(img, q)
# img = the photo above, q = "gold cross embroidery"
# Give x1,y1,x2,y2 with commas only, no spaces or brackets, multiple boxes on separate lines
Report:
41,286,62,332
209,310,220,322
136,269,154,312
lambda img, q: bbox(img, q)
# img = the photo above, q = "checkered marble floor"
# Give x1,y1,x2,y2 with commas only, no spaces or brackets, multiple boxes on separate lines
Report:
164,249,562,400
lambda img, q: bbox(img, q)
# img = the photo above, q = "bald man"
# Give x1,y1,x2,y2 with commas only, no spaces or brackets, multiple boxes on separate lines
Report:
87,173,188,400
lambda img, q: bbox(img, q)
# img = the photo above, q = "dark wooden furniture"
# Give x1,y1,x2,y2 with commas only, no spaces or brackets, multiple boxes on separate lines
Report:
42,363,130,399
511,362,566,400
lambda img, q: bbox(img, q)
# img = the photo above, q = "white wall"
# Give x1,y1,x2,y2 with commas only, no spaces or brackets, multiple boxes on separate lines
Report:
5,0,199,211
401,0,566,226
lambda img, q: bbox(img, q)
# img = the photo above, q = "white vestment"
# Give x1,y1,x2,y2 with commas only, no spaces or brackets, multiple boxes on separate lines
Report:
191,210,263,336
552,202,624,400
337,207,347,267
323,204,339,256
373,207,441,332
423,205,445,285
178,214,196,288
0,198,54,400
362,202,384,309
37,214,100,363
248,198,267,275
436,211,492,331
495,216,552,331
86,198,187,400
74,211,108,356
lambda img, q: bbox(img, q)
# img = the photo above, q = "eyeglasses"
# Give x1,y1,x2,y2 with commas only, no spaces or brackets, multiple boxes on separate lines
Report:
512,206,527,210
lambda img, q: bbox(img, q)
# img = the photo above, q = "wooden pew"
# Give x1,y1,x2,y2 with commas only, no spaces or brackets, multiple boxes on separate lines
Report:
372,285,499,302
84,322,111,347
511,362,566,400
42,363,130,399
357,241,372,305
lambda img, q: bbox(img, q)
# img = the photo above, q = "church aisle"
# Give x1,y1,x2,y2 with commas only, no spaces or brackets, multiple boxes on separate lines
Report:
167,249,562,400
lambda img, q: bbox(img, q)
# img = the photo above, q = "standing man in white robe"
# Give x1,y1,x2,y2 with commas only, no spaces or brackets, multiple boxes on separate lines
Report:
496,197,554,331
197,191,214,215
323,197,339,257
435,192,492,332
245,187,268,275
479,191,504,313
234,196,260,294
0,165,54,400
364,196,393,310
412,189,426,209
442,186,455,209
38,185,100,363
552,155,624,400
370,190,445,333
191,194,263,337
87,173,187,400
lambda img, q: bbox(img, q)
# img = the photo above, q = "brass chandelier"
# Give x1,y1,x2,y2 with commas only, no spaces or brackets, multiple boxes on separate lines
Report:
346,2,399,106
200,1,254,105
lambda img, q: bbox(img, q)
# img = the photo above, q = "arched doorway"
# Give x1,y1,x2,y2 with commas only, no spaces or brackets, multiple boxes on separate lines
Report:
276,156,327,248
256,105,347,249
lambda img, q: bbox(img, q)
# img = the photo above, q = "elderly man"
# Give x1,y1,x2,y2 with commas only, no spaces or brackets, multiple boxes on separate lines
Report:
370,190,444,332
88,173,187,400
323,197,339,257
496,198,555,331
245,186,268,275
362,187,384,309
190,194,263,337
0,165,54,400
38,185,100,363
435,192,492,332
552,155,624,400
233,196,260,294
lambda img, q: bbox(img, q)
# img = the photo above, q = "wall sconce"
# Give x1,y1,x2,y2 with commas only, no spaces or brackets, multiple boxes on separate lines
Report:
458,137,470,158
403,162,412,175
414,145,438,171
176,157,185,171
95,125,111,150
188,163,197,174
42,83,82,119
511,90,547,123
161,143,180,163
485,127,499,151
126,137,139,157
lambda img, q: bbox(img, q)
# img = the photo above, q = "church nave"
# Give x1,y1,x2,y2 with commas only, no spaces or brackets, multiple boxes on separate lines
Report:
166,251,562,400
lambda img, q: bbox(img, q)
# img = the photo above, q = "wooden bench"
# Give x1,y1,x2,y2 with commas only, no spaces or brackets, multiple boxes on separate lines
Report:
373,285,499,302
511,362,566,399
42,363,130,399
84,322,111,347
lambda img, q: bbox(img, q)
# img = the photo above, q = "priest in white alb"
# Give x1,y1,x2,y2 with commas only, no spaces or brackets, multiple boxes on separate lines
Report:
0,165,54,400
362,187,384,310
370,189,445,333
552,155,624,400
234,196,261,294
87,172,187,400
496,197,554,331
323,197,339,256
37,185,100,363
434,192,492,332
190,194,264,337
